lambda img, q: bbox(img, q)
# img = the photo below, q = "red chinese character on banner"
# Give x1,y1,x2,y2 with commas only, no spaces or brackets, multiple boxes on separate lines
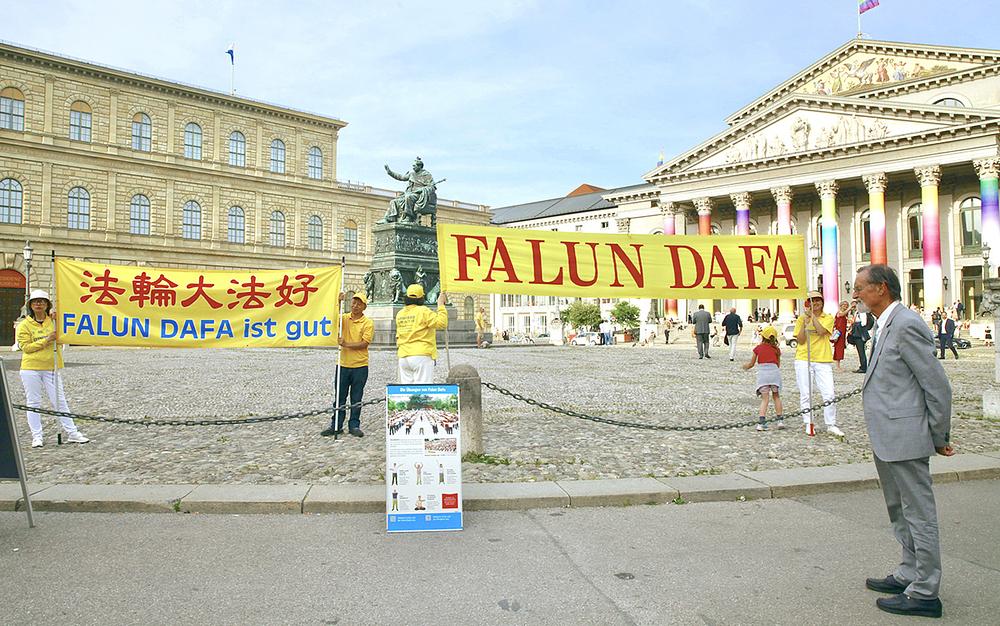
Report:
180,275,223,309
79,269,126,305
130,272,180,308
227,275,271,309
274,274,318,308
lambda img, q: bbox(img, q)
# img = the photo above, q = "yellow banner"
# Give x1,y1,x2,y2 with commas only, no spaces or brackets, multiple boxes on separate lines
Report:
55,259,343,348
437,224,807,299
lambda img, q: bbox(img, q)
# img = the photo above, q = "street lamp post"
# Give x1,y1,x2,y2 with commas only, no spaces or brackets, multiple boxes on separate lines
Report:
22,240,33,315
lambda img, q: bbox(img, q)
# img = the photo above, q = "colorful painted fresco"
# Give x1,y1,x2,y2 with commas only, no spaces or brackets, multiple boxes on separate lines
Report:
799,54,974,96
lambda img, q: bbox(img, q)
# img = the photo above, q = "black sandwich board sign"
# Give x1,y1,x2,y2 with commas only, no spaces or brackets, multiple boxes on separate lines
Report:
0,360,35,527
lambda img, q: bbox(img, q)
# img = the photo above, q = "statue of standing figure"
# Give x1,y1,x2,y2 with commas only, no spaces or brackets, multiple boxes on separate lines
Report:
378,157,442,226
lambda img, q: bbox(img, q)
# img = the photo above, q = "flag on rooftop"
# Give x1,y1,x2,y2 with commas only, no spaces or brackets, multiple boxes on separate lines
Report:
226,43,235,65
657,150,665,167
859,0,879,14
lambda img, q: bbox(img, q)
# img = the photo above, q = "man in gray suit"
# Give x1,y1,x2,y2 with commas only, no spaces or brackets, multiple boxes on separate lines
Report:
853,265,953,619
691,304,713,359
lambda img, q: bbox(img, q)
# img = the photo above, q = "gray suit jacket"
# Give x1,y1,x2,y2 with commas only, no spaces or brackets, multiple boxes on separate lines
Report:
693,310,712,335
863,304,951,462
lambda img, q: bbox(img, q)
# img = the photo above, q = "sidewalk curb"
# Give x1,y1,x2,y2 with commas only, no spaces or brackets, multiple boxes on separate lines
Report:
3,452,999,515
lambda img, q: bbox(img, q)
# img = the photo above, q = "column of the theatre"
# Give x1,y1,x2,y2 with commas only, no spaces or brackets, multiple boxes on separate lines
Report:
916,165,943,312
975,158,1000,272
815,181,840,314
730,192,752,319
694,197,714,312
862,173,888,265
660,201,678,319
771,186,794,319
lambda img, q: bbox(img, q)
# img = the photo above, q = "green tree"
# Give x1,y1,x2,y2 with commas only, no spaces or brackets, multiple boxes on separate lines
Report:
561,300,602,331
610,301,641,331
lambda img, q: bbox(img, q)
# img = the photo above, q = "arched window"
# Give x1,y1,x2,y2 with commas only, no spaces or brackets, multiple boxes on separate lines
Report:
130,194,150,235
343,219,358,253
182,201,201,239
229,131,246,167
464,296,475,320
307,146,323,179
0,178,23,224
960,196,982,250
184,123,202,160
859,210,871,257
270,139,285,173
132,113,151,151
0,87,25,131
69,101,92,142
307,215,323,250
907,203,923,255
68,187,90,230
270,210,285,247
934,97,965,107
228,206,245,244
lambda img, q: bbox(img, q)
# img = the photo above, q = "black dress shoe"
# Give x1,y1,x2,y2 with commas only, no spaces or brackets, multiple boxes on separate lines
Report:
866,575,907,594
320,427,344,437
349,427,364,438
876,593,942,618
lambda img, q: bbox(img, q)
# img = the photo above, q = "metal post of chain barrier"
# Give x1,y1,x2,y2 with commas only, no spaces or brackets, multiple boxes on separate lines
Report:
446,364,483,454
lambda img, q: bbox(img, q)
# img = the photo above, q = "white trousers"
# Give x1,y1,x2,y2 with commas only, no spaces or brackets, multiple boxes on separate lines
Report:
20,370,78,437
398,355,434,384
794,360,837,425
727,334,739,360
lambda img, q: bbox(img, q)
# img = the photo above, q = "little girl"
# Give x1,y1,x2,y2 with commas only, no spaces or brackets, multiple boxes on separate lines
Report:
742,325,784,431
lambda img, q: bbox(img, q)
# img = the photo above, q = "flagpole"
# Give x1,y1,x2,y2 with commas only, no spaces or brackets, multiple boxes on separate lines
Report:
857,3,862,38
230,60,235,96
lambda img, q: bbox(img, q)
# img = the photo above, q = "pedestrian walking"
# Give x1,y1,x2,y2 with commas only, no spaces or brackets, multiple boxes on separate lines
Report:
691,304,712,359
742,325,784,431
937,312,959,359
847,303,874,373
16,290,89,448
395,284,448,383
853,264,952,619
321,291,373,438
793,291,844,438
474,307,488,348
721,307,743,361
664,318,673,345
833,300,849,372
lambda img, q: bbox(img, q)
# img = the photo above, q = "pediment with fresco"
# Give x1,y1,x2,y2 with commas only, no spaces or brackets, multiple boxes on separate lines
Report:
677,99,1000,173
796,52,977,97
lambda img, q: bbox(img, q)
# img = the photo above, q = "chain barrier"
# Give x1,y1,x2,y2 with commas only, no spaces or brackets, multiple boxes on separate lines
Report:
481,381,863,432
12,397,386,427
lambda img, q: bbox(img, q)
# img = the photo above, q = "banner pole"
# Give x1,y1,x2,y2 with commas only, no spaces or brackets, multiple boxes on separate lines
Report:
50,252,62,442
444,291,451,374
332,257,346,438
805,302,815,437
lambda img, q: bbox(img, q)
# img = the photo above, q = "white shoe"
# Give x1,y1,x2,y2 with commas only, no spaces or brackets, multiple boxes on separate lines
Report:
827,425,845,438
66,432,90,444
31,436,43,448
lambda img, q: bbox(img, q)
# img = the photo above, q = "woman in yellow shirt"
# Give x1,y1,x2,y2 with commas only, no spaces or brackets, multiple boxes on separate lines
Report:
395,284,448,383
16,290,89,448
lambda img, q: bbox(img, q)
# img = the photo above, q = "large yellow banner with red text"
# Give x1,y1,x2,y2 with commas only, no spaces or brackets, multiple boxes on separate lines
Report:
55,259,342,348
437,224,807,299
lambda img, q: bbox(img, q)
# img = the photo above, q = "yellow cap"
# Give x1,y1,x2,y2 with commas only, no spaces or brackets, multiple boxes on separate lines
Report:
352,292,368,306
805,290,824,301
759,326,777,340
406,284,425,298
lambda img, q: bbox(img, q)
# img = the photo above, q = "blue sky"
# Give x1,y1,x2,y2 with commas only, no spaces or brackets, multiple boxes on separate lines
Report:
4,1,998,207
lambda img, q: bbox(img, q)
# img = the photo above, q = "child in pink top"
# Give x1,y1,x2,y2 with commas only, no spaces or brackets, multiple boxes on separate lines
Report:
742,326,784,431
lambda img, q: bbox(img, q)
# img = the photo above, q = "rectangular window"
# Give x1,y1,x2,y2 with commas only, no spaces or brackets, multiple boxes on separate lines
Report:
344,227,358,253
962,210,982,248
600,221,609,229
130,206,150,235
69,110,92,142
0,97,25,131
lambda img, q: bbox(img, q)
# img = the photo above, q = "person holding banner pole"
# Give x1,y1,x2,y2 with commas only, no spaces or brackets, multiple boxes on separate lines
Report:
16,290,88,448
395,284,448,383
321,291,373,438
793,290,844,439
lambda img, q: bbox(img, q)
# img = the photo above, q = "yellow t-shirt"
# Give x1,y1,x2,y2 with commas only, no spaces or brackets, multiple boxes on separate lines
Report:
396,305,448,359
339,313,374,368
793,312,834,362
17,317,65,370
475,312,487,331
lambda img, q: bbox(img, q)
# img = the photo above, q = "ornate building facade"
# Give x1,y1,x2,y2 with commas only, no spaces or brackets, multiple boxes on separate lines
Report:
0,42,490,343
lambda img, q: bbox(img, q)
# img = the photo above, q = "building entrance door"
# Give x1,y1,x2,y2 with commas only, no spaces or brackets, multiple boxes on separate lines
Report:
0,270,26,346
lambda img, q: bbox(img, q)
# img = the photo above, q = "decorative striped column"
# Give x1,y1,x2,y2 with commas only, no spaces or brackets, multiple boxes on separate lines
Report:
815,180,840,314
862,172,888,265
975,158,1000,271
660,201,678,319
916,165,943,312
771,186,794,319
694,197,714,313
731,192,752,318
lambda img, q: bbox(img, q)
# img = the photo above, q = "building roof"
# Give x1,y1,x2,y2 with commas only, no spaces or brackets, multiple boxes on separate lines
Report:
491,183,647,224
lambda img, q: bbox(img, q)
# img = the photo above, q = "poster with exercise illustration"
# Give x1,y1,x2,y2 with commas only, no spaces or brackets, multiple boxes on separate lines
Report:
385,384,462,533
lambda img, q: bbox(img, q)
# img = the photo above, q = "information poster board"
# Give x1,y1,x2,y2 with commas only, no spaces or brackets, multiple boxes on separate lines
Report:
0,360,35,527
385,384,462,533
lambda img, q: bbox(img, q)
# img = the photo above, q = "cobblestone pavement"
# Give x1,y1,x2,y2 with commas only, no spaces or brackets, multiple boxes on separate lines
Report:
4,338,998,485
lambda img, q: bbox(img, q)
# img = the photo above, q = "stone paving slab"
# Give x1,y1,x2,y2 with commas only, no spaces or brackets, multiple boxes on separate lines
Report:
981,450,1000,460
303,484,383,514
0,482,53,511
555,477,677,507
658,473,773,503
28,484,196,513
930,452,1000,482
179,484,310,514
737,462,879,497
463,481,569,510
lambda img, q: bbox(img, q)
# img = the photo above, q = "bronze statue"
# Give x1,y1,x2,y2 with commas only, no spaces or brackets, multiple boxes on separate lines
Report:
378,157,442,226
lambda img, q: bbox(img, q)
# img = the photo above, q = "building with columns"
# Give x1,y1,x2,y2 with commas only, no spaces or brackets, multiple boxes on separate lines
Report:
494,39,1000,335
0,41,490,345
